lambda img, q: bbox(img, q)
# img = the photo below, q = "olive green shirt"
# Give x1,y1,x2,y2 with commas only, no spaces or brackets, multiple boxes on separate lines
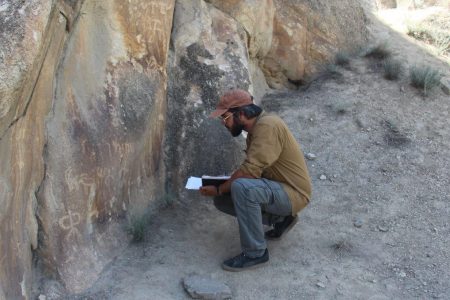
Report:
239,112,312,214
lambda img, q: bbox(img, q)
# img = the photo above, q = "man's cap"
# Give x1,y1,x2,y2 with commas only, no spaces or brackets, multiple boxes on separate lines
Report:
209,89,253,118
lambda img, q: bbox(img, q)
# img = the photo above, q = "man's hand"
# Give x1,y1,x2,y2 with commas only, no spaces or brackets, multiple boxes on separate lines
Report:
199,169,255,197
199,185,219,197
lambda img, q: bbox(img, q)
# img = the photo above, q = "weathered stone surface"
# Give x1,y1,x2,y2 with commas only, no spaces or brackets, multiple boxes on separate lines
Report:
35,0,174,293
261,0,369,88
205,0,275,59
183,275,232,299
204,0,273,100
0,0,375,298
0,1,71,299
0,0,53,138
166,0,252,195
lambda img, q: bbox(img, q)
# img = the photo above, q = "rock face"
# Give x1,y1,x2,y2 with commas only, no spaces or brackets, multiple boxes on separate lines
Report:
0,1,70,299
165,0,254,196
262,0,369,88
0,0,174,298
0,0,369,298
37,0,175,294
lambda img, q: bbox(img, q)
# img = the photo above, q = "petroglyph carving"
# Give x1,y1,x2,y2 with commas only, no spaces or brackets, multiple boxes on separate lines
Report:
112,141,133,157
65,168,78,192
150,19,163,34
65,167,96,192
58,210,82,241
148,56,164,73
96,168,114,186
149,2,172,15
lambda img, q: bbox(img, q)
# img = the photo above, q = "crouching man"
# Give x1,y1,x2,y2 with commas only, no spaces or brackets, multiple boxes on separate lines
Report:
200,89,312,271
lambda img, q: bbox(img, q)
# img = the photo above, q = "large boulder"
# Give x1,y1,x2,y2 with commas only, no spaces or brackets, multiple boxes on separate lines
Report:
0,0,174,297
36,0,174,293
0,0,373,298
205,0,275,59
166,0,255,195
0,1,68,299
0,0,53,137
262,0,369,88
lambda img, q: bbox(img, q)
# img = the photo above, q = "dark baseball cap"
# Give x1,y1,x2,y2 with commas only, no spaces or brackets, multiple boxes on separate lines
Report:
209,89,253,118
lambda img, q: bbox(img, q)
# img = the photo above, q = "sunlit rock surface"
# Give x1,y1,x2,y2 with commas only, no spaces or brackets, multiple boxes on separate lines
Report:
0,0,371,298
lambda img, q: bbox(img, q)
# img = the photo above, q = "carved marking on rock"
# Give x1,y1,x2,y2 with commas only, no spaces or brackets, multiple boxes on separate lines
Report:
104,142,113,158
149,2,171,15
58,210,82,241
65,168,78,192
150,19,163,35
112,141,133,158
65,168,96,193
97,168,114,187
148,56,164,73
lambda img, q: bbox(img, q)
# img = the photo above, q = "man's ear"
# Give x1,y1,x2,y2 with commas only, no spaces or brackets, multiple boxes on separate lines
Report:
236,110,244,121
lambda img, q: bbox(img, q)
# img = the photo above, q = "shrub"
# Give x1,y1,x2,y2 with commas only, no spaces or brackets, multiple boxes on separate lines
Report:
409,65,442,96
325,64,343,77
383,58,403,80
364,43,392,59
127,214,148,243
407,13,450,57
335,52,351,66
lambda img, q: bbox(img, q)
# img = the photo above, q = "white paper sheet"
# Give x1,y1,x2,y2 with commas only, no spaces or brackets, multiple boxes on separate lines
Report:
185,176,202,190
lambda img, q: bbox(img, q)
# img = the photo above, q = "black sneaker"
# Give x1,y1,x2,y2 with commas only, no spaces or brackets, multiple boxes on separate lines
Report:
221,249,269,272
265,215,298,241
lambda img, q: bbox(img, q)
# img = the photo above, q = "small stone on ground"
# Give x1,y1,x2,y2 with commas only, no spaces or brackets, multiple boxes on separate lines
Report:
306,153,317,160
316,282,326,288
183,275,232,299
354,219,364,228
377,225,389,232
440,77,450,95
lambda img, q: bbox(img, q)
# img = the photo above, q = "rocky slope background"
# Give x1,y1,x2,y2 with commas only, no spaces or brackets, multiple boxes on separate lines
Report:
0,0,447,299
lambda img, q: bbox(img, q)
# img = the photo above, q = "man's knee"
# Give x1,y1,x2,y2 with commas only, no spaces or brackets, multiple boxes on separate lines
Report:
231,178,264,205
230,178,250,196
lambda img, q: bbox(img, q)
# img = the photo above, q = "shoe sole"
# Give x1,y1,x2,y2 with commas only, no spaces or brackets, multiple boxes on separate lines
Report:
221,260,269,272
265,215,298,241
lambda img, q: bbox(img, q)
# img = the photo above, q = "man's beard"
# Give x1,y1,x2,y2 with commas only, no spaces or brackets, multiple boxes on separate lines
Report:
229,118,244,137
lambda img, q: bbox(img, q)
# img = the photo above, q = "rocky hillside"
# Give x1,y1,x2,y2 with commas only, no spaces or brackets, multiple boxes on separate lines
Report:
0,0,371,298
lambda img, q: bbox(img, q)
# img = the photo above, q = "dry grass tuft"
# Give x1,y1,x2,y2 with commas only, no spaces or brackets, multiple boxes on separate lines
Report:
364,43,392,59
383,58,403,80
409,65,442,96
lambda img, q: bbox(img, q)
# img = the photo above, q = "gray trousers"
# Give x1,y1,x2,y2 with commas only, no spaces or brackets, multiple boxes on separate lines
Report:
214,178,292,258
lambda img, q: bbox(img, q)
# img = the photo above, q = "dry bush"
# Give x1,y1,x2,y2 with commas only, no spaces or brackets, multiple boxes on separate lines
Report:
383,58,403,80
409,65,442,96
364,43,392,59
407,11,450,57
335,52,351,66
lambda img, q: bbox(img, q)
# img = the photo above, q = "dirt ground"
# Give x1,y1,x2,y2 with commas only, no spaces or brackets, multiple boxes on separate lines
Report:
60,7,450,300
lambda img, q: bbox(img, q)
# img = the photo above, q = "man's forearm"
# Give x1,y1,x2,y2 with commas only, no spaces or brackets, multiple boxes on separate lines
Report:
218,169,256,195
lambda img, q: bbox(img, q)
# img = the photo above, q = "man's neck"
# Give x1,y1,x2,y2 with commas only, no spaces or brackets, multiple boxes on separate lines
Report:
244,112,264,134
